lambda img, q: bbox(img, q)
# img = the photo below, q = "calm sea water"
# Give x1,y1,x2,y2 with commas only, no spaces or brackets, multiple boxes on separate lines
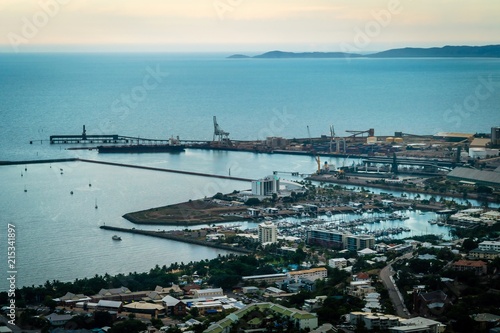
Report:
1,54,500,290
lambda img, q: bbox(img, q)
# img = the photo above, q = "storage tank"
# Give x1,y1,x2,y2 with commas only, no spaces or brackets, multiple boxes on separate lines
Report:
385,137,394,143
394,137,404,143
367,136,377,144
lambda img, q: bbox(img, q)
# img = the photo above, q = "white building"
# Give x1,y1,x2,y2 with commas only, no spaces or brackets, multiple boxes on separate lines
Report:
328,258,348,269
193,288,224,299
288,267,328,282
251,175,280,196
478,241,500,251
258,221,277,244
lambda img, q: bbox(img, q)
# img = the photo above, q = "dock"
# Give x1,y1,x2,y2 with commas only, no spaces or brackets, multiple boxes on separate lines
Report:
99,225,252,254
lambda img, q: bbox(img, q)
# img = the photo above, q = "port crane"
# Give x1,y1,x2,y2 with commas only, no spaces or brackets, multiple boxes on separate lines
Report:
329,125,336,153
213,116,230,144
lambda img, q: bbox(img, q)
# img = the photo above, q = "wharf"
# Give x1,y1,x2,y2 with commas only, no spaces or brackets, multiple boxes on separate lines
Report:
99,225,252,254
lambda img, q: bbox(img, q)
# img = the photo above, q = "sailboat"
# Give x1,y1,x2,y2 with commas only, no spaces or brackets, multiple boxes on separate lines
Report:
95,199,98,209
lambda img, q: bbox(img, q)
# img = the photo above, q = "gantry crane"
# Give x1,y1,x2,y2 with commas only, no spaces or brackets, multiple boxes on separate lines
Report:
213,116,230,143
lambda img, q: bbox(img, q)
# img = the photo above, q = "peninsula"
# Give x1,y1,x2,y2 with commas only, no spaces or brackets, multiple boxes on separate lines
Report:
228,44,500,59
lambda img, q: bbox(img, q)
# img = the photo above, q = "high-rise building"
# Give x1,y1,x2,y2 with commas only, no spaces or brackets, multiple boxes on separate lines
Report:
306,229,375,251
258,221,277,244
492,126,500,147
252,175,279,196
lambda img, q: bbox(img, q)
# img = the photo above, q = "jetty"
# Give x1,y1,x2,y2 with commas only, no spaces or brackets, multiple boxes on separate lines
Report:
99,225,252,254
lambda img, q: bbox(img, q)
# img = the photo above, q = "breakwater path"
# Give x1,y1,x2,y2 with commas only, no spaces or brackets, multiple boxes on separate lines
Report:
100,225,253,254
79,159,253,182
1,158,252,182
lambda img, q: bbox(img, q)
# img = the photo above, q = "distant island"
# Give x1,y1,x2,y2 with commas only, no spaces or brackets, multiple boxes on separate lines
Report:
228,44,500,59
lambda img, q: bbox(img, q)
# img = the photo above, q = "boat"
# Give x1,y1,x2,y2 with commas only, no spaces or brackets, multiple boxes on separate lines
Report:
112,235,122,241
97,137,185,154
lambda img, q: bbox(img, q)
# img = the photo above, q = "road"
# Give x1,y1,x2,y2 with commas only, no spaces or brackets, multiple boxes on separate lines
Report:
379,253,412,318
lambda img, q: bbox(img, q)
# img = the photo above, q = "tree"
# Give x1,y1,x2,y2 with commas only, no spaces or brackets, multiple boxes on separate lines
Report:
94,311,114,327
462,238,479,253
109,319,147,333
190,306,200,318
245,198,261,206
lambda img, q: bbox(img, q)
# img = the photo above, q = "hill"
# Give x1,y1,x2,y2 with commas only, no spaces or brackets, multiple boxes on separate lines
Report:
228,45,500,59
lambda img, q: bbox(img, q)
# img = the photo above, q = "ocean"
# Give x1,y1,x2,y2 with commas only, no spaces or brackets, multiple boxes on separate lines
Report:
1,53,499,290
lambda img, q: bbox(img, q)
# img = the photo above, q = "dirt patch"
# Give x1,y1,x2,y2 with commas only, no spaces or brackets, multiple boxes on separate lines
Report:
123,200,249,225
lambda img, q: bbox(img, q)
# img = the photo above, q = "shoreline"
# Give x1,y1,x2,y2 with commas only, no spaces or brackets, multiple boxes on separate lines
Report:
306,174,496,203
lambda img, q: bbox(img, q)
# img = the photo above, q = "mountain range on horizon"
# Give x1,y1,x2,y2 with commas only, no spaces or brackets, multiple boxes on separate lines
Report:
228,44,500,59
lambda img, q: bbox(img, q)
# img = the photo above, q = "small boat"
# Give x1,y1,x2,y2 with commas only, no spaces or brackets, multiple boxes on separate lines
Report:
112,235,122,241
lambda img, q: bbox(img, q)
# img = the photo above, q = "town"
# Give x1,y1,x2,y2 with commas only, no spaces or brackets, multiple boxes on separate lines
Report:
2,127,500,333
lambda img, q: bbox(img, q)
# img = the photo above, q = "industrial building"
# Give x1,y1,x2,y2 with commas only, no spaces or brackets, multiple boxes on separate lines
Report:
446,167,500,188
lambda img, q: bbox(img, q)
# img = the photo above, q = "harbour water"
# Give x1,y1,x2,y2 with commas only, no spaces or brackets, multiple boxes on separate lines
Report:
1,54,500,290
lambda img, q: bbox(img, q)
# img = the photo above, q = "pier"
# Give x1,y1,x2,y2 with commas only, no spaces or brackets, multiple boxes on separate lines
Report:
48,125,130,144
99,225,252,254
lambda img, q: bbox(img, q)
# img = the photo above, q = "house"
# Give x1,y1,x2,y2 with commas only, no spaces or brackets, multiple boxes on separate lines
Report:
162,295,187,316
328,258,347,269
358,248,378,256
122,301,164,317
93,287,147,302
44,313,74,326
413,290,450,316
193,288,224,299
54,292,91,306
303,296,327,312
96,300,122,312
156,284,183,298
354,272,370,282
452,260,488,275
143,291,164,303
182,283,201,296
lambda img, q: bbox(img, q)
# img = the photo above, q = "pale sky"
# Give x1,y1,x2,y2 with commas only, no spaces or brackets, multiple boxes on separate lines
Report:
1,0,499,53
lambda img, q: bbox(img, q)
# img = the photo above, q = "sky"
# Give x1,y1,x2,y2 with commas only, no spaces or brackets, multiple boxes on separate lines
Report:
1,0,499,53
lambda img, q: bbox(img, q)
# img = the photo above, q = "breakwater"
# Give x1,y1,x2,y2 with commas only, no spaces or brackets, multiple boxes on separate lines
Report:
100,225,253,254
78,159,252,182
0,158,78,165
0,157,252,182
